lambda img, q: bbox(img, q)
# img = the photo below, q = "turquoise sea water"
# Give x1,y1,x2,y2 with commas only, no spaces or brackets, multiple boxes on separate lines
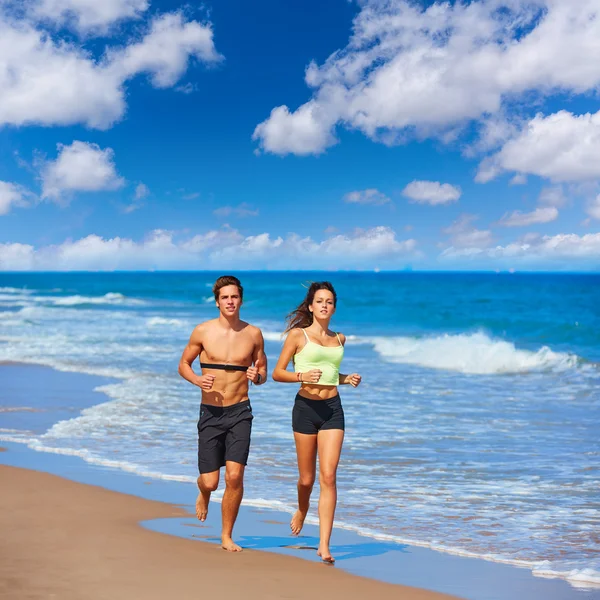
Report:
0,272,598,588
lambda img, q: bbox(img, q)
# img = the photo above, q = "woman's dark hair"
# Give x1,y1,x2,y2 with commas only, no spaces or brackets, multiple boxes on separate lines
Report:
213,275,243,301
285,281,337,333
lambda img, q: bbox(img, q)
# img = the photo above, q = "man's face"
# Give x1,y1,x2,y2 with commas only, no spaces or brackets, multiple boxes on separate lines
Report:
216,285,242,317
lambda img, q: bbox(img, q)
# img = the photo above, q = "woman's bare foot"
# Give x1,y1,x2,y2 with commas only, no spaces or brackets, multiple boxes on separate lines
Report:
290,509,307,535
221,536,242,552
317,546,335,564
195,491,210,522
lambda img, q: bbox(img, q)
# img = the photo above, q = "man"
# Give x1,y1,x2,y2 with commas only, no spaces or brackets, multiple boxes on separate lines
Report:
178,275,267,552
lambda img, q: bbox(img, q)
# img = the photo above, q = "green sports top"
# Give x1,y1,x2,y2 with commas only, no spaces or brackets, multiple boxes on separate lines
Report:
294,329,344,386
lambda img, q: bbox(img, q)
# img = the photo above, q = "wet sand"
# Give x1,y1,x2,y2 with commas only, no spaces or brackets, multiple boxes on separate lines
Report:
0,464,461,600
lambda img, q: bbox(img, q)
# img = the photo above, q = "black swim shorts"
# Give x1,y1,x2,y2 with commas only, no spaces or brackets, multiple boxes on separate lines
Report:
197,400,254,474
292,393,345,435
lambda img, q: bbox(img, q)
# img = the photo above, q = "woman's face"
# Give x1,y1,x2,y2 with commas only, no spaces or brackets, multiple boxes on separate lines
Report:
310,289,336,319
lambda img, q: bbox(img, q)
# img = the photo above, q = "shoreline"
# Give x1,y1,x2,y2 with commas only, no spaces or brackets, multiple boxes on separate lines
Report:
0,361,597,600
1,463,457,600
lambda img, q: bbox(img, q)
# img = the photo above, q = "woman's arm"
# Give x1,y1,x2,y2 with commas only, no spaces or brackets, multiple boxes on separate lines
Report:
337,333,362,387
272,329,303,383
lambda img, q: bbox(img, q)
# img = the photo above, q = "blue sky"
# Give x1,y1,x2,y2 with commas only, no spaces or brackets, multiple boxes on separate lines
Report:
1,0,600,271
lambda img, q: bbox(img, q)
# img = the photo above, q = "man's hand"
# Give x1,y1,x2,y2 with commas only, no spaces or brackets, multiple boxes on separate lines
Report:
197,374,215,391
346,373,361,387
247,357,265,384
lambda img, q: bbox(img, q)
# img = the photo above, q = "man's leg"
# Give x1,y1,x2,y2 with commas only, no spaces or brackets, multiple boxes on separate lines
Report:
316,428,344,563
196,470,219,521
221,461,245,551
291,432,317,535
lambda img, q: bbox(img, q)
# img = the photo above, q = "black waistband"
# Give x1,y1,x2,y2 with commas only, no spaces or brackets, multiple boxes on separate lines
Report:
201,399,250,413
200,362,248,372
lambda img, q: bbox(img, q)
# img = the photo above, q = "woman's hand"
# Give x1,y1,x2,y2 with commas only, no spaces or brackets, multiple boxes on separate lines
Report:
345,373,361,387
300,369,322,383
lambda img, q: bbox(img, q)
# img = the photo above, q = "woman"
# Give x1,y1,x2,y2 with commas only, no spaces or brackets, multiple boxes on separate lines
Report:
272,281,361,563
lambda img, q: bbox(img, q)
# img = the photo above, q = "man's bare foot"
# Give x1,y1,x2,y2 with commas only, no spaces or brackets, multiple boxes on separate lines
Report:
290,509,307,535
317,547,335,564
195,491,209,522
221,537,242,552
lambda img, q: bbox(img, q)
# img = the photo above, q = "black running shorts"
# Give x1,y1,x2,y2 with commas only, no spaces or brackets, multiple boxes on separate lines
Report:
197,400,253,474
292,393,345,435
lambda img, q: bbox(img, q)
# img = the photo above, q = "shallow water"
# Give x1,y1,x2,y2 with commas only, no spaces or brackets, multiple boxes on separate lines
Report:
0,272,598,588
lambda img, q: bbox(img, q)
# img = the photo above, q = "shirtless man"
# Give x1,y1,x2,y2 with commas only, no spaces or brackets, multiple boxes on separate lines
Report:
178,275,267,552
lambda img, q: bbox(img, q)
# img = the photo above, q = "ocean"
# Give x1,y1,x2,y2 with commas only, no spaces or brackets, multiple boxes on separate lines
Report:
0,271,598,589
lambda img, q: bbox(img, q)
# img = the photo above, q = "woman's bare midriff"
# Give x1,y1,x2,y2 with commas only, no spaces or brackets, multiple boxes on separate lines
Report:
200,369,251,407
297,384,339,400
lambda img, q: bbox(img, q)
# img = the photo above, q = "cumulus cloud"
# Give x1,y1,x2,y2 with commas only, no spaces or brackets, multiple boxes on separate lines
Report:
253,0,600,156
252,102,337,156
477,110,600,183
24,0,149,34
402,181,461,205
0,181,36,215
441,233,600,267
586,195,600,220
41,141,125,201
0,242,35,270
497,207,558,227
343,189,390,205
0,226,418,270
213,204,259,218
443,215,493,249
0,11,221,129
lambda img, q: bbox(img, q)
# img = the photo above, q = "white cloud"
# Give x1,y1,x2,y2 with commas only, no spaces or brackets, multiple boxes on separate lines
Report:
510,174,527,186
0,11,221,129
402,181,461,205
27,0,149,34
441,233,600,265
586,195,600,220
0,242,35,270
478,110,600,183
0,181,35,215
497,207,558,227
112,12,221,87
182,192,200,201
538,186,567,207
0,226,418,270
253,0,600,155
443,215,493,249
121,182,149,213
41,141,125,201
213,203,259,218
134,183,149,201
343,188,390,205
253,102,337,156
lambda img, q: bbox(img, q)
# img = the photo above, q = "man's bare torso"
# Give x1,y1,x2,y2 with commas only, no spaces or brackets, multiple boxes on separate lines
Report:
199,319,258,407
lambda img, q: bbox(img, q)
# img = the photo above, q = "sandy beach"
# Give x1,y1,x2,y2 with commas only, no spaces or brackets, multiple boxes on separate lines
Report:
0,463,460,600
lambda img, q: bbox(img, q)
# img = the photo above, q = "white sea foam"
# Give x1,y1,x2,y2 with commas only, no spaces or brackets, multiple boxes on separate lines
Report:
262,330,284,342
146,317,187,328
0,287,33,294
365,331,579,375
532,565,600,588
37,293,145,307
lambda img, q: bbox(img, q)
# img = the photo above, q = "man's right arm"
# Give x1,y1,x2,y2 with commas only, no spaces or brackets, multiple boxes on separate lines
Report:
178,325,204,387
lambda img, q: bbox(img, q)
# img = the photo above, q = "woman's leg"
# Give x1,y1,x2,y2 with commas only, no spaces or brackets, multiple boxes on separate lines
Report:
291,432,317,535
316,428,344,563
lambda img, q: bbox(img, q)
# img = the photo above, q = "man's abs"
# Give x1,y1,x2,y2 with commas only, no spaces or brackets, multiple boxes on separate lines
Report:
201,370,250,407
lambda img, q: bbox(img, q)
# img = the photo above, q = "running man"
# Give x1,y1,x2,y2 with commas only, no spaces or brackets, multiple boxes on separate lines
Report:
178,275,267,552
